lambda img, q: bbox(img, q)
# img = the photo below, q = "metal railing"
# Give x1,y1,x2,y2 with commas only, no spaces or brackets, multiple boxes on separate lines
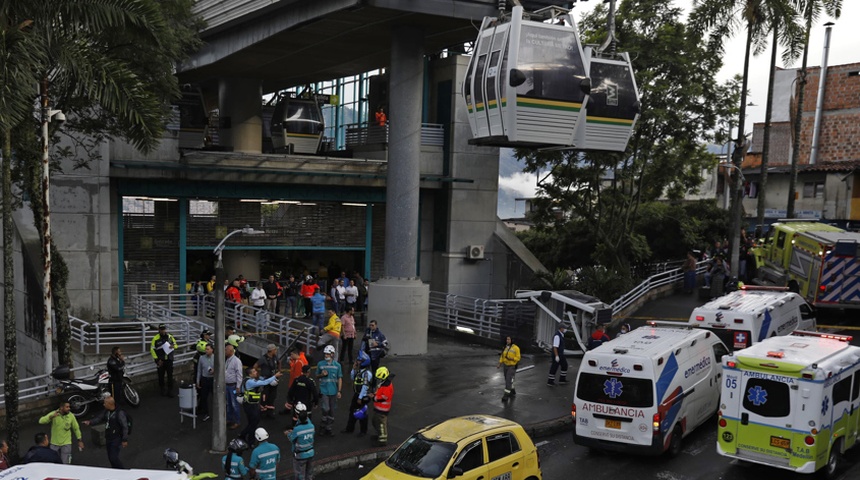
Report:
427,292,533,340
428,262,709,341
0,342,196,408
344,123,445,148
609,261,708,314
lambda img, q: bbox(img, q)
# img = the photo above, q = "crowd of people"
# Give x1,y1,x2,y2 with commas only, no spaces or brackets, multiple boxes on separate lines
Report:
0,314,392,480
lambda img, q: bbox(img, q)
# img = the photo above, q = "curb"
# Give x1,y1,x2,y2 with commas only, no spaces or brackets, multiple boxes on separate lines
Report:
280,415,573,477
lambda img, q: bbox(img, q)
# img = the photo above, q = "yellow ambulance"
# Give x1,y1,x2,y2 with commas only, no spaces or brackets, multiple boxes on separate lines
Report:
717,331,860,478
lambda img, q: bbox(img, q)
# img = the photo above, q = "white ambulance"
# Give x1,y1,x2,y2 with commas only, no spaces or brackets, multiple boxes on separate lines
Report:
689,286,817,351
717,331,860,478
572,325,729,456
0,463,188,479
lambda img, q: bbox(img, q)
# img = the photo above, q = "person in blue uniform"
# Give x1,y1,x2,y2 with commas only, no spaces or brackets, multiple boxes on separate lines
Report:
249,428,280,480
285,403,314,480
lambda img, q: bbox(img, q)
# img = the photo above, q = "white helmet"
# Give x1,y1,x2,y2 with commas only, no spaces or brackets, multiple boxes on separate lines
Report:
323,345,336,356
294,402,307,414
255,427,269,442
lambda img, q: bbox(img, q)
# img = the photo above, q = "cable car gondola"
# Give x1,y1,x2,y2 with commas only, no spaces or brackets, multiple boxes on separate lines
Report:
270,93,325,154
172,86,209,149
573,48,640,152
463,5,591,148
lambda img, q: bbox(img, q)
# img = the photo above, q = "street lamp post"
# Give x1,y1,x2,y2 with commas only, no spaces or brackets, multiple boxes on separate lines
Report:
211,225,264,453
40,79,64,375
720,162,746,280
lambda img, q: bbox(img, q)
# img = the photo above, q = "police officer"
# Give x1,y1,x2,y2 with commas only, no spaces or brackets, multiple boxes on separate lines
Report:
285,403,314,480
192,329,212,381
239,366,282,445
150,324,178,397
341,350,373,437
547,323,568,386
286,364,318,428
106,346,126,405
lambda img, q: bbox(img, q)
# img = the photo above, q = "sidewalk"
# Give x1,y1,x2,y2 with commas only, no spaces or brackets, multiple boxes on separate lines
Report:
14,331,578,478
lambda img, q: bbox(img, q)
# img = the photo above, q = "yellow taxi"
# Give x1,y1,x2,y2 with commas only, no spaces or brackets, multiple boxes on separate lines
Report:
361,414,542,480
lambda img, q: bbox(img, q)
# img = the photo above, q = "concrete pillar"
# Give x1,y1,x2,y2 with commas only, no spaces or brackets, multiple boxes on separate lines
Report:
218,77,262,153
370,26,429,356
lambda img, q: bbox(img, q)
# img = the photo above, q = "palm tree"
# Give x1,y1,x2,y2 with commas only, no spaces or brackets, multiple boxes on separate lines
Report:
1,0,196,458
787,0,842,217
756,1,804,228
691,0,771,278
0,11,44,461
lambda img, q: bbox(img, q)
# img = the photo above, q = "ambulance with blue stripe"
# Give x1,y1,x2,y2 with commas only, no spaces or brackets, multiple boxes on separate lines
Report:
688,286,817,351
572,326,729,456
717,331,860,478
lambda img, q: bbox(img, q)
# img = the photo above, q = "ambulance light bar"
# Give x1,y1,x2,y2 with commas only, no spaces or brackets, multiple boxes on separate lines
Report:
767,351,785,358
726,360,737,368
791,330,853,342
695,315,705,321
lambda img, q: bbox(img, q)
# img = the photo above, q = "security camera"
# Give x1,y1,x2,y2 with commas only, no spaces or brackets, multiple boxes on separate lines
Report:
48,109,65,125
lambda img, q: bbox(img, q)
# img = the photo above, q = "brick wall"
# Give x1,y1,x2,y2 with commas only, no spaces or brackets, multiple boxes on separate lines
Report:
796,62,860,164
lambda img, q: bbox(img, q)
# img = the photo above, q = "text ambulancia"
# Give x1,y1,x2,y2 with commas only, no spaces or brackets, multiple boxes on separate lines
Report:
572,325,729,456
717,331,860,477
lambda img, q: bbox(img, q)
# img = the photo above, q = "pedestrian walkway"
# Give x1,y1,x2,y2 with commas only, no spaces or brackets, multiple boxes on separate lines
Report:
13,289,707,478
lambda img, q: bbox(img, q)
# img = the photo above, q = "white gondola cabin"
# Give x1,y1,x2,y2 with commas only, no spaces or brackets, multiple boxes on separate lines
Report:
270,94,324,154
464,5,591,148
573,48,640,152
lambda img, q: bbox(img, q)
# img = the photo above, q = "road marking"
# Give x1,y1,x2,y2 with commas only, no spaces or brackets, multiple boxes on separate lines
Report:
517,365,535,373
534,440,549,448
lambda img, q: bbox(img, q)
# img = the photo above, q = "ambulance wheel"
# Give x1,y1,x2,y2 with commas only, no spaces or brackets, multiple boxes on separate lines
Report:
822,440,841,479
667,426,683,457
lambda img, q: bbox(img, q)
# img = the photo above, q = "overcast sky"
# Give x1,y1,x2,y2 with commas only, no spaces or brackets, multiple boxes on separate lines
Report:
497,1,860,217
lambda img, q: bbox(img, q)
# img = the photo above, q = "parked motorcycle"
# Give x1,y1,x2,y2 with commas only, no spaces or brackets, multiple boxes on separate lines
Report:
51,365,140,417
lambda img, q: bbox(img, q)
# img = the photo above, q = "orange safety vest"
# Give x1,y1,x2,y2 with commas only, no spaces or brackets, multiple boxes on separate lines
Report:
374,382,393,413
375,111,386,126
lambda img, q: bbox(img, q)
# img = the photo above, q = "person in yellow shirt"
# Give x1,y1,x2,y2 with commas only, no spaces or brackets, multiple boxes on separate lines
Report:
317,309,342,355
38,401,84,464
497,336,521,402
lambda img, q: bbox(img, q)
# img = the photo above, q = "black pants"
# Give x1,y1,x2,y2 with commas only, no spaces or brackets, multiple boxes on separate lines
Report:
262,384,278,412
548,354,568,384
157,359,174,391
344,393,367,433
110,379,123,406
241,401,262,444
339,338,355,365
106,436,124,469
198,376,213,416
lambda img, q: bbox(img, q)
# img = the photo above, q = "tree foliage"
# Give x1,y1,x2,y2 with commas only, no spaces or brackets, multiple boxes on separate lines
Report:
516,0,739,280
0,0,201,459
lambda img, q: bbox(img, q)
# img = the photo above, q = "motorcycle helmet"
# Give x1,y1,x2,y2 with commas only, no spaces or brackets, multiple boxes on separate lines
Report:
227,334,245,347
353,404,368,420
255,427,269,442
323,345,336,356
375,366,390,381
200,329,212,338
163,448,180,468
358,349,371,368
228,438,249,453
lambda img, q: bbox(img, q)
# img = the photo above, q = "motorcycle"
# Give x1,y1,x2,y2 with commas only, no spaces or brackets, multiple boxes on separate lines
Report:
51,365,140,417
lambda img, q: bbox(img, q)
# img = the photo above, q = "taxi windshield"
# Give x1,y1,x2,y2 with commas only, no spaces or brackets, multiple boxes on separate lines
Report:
386,433,457,478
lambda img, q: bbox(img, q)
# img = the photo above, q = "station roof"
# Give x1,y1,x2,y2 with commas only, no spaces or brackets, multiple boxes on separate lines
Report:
179,0,574,93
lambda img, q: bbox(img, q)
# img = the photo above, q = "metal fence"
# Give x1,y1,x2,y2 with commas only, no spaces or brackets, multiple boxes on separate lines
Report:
344,123,445,148
428,261,709,341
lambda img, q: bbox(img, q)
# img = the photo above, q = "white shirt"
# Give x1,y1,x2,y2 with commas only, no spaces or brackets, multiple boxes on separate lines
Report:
251,288,266,307
345,285,358,304
336,284,346,301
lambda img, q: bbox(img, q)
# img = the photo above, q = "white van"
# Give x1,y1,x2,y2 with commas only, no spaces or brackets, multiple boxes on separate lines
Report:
0,463,187,479
572,325,729,456
689,286,816,351
717,331,860,477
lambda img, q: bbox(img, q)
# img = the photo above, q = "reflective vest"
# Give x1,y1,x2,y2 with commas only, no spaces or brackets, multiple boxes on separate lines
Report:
243,378,262,404
374,382,393,413
353,368,370,393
